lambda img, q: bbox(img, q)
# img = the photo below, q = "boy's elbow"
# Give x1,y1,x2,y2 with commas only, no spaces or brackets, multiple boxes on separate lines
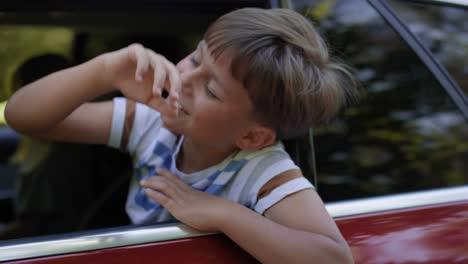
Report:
5,100,34,135
330,242,354,264
304,235,354,264
319,238,354,264
5,101,18,129
286,239,354,264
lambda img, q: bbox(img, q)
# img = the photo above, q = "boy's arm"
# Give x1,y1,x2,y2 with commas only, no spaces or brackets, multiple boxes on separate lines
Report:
5,44,180,144
221,188,354,264
141,169,354,264
5,56,114,144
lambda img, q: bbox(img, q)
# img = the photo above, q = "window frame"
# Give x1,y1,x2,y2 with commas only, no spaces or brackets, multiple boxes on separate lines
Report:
370,0,468,117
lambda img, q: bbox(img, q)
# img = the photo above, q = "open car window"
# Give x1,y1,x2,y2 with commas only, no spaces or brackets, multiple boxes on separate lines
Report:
0,0,270,243
0,24,193,242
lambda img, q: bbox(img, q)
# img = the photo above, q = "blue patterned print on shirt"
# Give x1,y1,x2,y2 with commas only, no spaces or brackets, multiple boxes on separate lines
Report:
133,130,247,218
134,140,174,211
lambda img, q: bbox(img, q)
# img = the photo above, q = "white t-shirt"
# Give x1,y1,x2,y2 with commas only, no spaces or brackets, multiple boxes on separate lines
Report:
108,98,314,224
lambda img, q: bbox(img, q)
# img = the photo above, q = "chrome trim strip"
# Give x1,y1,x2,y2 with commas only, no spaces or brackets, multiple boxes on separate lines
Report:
1,185,467,262
428,0,468,6
0,223,213,262
327,185,468,218
411,0,468,7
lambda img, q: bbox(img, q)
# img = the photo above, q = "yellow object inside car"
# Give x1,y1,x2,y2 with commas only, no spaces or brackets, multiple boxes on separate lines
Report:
0,101,7,125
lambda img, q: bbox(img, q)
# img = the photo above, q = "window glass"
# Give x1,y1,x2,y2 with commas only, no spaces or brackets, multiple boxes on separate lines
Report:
292,0,468,202
0,14,200,241
387,0,468,97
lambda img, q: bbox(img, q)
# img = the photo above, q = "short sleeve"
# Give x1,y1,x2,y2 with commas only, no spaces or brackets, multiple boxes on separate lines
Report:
107,97,163,158
237,146,313,214
126,102,163,156
243,148,314,214
107,97,126,148
254,177,314,214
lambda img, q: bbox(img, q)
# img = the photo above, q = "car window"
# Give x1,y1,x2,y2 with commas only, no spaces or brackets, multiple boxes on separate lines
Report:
0,13,205,241
0,1,272,243
291,0,468,202
386,0,468,97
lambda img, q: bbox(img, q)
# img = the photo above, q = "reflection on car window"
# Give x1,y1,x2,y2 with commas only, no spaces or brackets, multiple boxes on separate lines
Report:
292,0,468,202
387,0,468,97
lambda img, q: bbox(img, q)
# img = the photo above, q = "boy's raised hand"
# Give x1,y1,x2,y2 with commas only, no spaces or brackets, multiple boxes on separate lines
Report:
104,43,181,117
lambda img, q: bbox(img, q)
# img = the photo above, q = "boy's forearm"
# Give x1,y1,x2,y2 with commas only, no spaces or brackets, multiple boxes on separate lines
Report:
217,201,353,264
5,55,114,134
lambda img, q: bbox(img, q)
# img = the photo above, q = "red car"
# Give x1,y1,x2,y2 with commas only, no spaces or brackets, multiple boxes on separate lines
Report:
0,0,467,263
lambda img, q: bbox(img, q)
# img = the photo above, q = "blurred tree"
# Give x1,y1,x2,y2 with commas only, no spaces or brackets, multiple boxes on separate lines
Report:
292,0,468,202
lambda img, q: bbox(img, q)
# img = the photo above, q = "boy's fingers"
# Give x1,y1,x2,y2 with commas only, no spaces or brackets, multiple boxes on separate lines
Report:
144,188,172,209
147,96,178,118
163,58,181,112
147,96,169,114
163,57,181,97
147,50,164,95
148,52,180,111
157,169,189,190
129,44,149,82
141,175,182,199
129,48,177,117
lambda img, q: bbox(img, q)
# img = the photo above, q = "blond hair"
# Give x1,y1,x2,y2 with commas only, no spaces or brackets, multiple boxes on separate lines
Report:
204,8,359,139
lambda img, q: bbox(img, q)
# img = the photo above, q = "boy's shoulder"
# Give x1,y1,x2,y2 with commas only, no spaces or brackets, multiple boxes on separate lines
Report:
235,141,288,161
223,140,309,213
232,141,298,180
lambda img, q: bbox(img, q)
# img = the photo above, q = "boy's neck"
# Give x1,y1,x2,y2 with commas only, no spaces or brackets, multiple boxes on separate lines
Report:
177,137,239,174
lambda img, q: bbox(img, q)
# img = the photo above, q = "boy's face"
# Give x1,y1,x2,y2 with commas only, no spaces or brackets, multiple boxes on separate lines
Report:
162,41,257,150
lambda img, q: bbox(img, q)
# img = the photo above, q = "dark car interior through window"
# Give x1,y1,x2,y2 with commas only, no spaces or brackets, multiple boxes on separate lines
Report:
0,0,271,242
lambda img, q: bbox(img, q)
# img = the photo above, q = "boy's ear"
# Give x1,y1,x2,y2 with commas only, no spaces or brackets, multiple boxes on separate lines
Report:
236,125,277,150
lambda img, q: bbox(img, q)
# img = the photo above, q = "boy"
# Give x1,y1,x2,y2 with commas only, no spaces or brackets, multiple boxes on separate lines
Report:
6,8,356,263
